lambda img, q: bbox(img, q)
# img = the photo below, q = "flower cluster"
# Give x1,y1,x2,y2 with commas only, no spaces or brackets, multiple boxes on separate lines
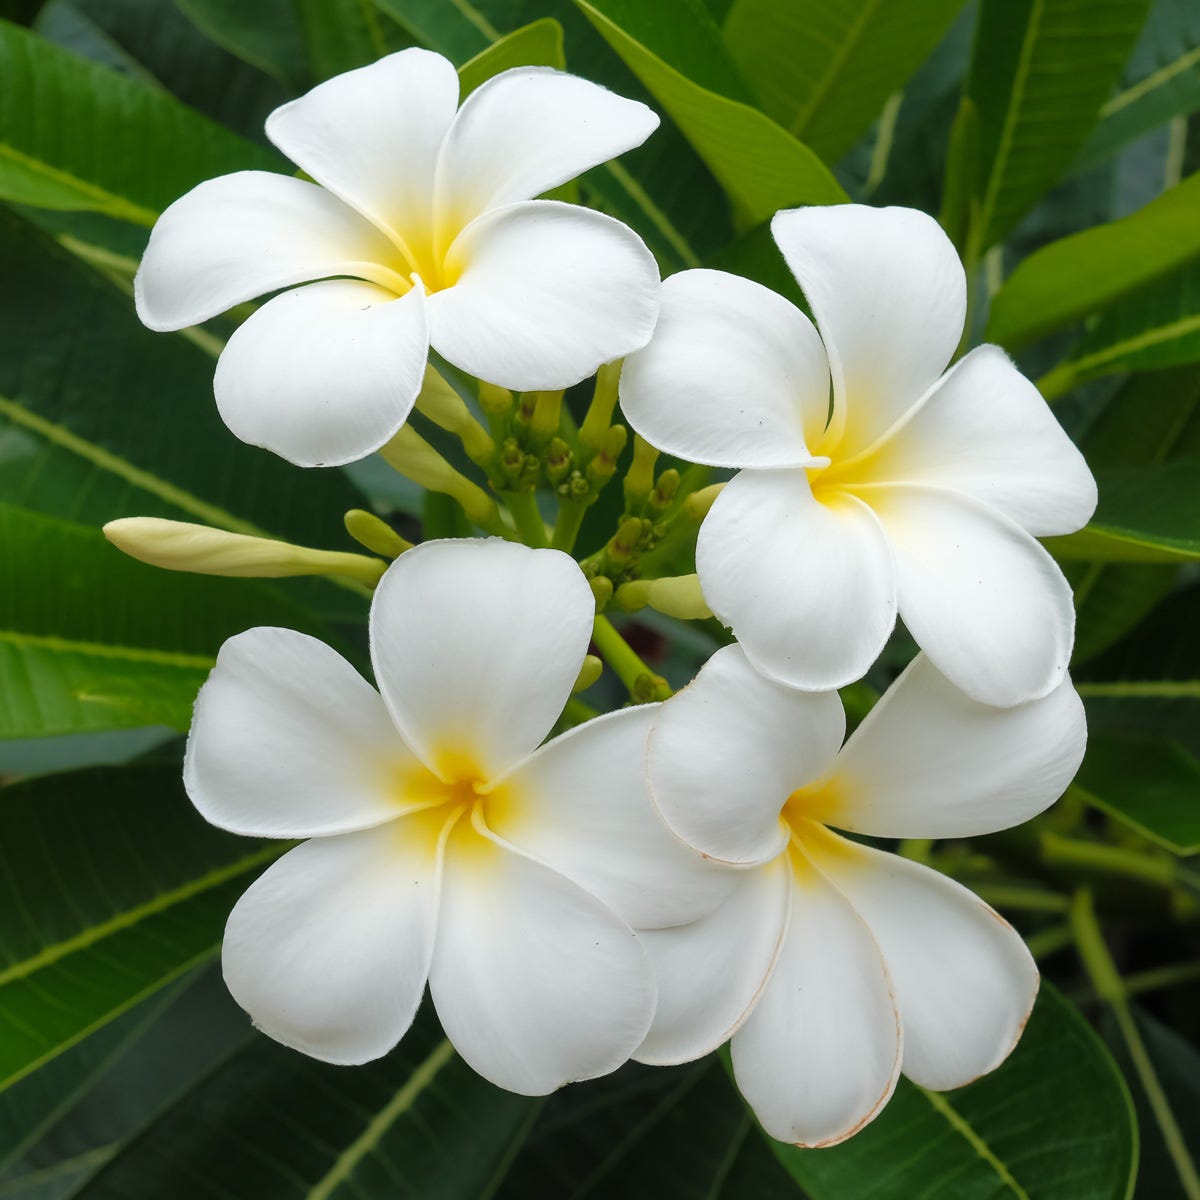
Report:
117,48,1097,1148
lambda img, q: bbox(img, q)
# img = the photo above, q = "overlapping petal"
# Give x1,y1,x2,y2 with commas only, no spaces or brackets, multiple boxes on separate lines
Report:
636,859,790,1066
430,201,659,390
860,345,1097,535
647,644,844,865
771,205,966,456
495,706,732,929
731,854,901,1147
265,49,460,254
430,818,653,1095
822,654,1086,839
805,826,1038,1091
134,172,400,331
434,67,658,230
184,627,415,839
370,540,593,783
619,269,829,468
213,279,427,468
870,484,1076,705
697,471,897,691
222,817,445,1065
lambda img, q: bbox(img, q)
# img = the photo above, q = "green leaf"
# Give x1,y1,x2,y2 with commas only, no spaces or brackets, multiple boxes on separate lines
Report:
0,765,281,1092
0,18,282,222
1072,735,1200,854
0,504,346,738
988,170,1200,349
458,17,564,95
499,1060,799,1198
1039,262,1200,399
721,0,966,164
294,0,413,80
1079,0,1200,168
573,0,847,226
773,986,1136,1200
171,0,311,90
37,0,287,144
965,0,1151,252
1046,460,1200,563
73,1004,537,1200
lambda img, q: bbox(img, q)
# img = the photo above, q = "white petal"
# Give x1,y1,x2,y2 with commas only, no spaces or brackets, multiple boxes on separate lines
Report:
862,345,1097,535
731,851,901,1147
213,279,427,468
771,205,966,457
135,172,400,331
429,200,659,391
265,49,459,255
804,827,1038,1091
647,645,844,865
184,628,414,839
430,819,653,1095
697,470,897,691
637,859,790,1066
824,654,1086,839
222,816,445,1065
434,66,658,229
495,706,733,929
369,540,594,783
619,269,829,468
871,484,1076,706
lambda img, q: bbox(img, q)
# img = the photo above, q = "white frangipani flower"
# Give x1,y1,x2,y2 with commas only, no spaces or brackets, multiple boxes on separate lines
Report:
637,645,1087,1147
620,204,1097,707
136,50,661,468
184,539,724,1094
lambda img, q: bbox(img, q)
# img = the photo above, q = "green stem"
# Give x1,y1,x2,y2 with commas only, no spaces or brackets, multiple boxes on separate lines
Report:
1070,889,1200,1200
1073,959,1200,1004
1040,832,1180,890
591,615,670,702
551,498,588,554
1024,923,1075,961
504,491,549,548
972,884,1070,914
561,696,600,727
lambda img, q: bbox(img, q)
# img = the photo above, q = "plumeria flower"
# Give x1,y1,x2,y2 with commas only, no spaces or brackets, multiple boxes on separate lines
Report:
183,539,724,1094
136,49,661,468
637,644,1086,1146
620,204,1097,707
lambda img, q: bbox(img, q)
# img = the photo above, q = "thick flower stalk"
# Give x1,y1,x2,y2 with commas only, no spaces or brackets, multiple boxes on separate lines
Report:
135,49,661,467
620,204,1097,707
636,646,1087,1146
183,539,724,1094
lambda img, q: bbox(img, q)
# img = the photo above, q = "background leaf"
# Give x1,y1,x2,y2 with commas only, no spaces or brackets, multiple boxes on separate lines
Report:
721,0,966,164
965,0,1151,252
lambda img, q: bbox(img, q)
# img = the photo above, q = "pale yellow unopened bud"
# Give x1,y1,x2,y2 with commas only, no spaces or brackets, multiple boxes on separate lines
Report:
683,482,726,523
103,518,386,586
414,366,494,464
343,509,413,559
614,574,712,620
572,655,603,694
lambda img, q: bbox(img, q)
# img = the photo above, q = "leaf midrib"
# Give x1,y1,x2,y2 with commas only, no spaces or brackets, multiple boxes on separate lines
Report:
0,629,214,670
789,0,883,139
918,1088,1032,1200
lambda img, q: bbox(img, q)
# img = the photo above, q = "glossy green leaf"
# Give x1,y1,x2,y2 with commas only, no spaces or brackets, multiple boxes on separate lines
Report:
574,0,847,225
1079,0,1200,167
458,17,564,95
499,1060,799,1199
1046,460,1200,563
37,0,287,143
1039,262,1200,399
773,986,1136,1200
965,0,1151,252
74,1004,537,1200
294,0,413,80
1073,735,1200,853
171,0,311,90
988,170,1200,349
721,0,966,164
0,765,280,1092
0,18,282,223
